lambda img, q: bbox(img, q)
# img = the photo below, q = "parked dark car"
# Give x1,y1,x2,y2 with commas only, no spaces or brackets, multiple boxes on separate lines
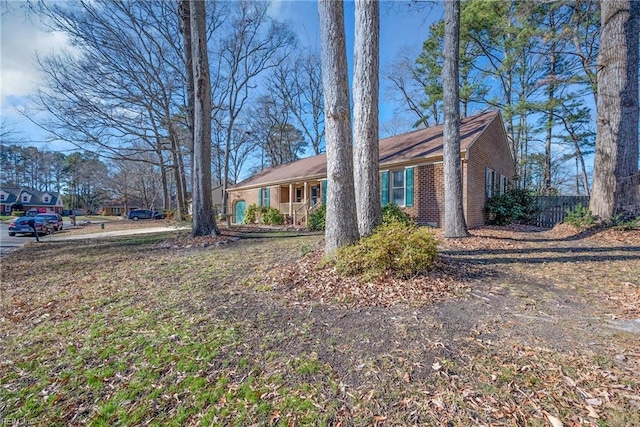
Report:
152,210,166,219
8,217,54,236
127,209,167,220
127,209,152,220
35,213,63,231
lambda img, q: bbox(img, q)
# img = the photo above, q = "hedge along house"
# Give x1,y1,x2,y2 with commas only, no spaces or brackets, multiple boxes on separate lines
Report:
227,111,515,228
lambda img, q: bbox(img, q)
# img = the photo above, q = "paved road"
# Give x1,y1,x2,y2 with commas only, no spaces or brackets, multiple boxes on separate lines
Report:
0,223,40,258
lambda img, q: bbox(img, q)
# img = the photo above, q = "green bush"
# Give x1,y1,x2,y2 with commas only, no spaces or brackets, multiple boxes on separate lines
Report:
335,222,439,280
564,203,595,228
243,204,267,224
381,203,414,226
262,207,284,225
307,204,326,231
611,212,639,231
486,188,539,225
243,204,283,225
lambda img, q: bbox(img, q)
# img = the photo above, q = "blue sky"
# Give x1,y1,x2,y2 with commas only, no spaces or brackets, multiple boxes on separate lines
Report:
0,0,443,152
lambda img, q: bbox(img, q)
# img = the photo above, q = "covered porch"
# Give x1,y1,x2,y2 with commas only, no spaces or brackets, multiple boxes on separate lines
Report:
277,180,324,226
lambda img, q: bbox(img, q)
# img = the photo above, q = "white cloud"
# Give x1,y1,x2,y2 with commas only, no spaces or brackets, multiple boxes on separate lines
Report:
0,3,71,107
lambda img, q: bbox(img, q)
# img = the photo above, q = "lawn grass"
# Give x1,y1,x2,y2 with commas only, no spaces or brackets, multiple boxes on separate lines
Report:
1,228,639,426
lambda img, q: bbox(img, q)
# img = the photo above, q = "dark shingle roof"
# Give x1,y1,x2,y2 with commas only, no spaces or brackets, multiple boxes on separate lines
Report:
0,187,21,204
231,111,500,190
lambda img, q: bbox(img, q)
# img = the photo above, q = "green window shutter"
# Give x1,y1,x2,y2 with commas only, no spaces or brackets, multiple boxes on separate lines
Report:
265,188,270,207
258,188,263,207
485,168,491,198
381,171,389,206
405,167,414,207
321,179,327,204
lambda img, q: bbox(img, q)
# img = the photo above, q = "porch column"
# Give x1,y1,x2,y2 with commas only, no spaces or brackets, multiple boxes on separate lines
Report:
288,184,294,215
303,182,309,222
303,182,308,206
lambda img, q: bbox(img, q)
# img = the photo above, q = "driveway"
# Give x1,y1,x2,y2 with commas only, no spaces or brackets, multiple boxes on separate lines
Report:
0,223,38,258
45,225,190,241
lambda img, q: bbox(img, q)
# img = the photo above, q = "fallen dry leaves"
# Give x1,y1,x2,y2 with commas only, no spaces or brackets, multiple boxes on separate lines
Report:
267,250,472,309
2,224,639,426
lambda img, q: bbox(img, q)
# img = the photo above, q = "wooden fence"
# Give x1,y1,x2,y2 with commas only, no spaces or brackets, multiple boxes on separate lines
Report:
534,196,589,228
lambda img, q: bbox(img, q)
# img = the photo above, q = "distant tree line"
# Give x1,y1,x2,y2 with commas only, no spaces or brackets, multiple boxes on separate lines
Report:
0,143,169,213
0,144,108,211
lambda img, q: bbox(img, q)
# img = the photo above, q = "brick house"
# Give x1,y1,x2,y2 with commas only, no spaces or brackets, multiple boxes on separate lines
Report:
100,197,143,216
227,111,515,228
0,187,64,214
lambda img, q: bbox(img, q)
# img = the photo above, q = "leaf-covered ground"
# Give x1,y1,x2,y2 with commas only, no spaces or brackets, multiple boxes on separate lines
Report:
1,223,639,426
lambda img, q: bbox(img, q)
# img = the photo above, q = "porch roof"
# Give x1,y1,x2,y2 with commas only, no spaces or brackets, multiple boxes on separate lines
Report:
231,111,500,191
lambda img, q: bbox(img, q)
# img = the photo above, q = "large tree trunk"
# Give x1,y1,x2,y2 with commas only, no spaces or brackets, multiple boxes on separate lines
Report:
169,129,187,220
353,0,380,238
442,0,468,238
179,0,195,142
590,0,639,221
178,0,194,222
318,0,358,255
189,0,218,236
543,10,557,195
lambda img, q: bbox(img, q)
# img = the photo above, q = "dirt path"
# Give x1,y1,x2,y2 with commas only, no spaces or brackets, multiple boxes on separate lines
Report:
437,227,640,347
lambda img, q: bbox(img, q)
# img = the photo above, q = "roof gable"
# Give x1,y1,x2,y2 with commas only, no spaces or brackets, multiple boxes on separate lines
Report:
232,111,502,190
0,188,20,204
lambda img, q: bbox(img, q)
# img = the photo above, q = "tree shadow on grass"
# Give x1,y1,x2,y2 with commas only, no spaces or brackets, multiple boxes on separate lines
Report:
441,244,640,265
471,226,613,243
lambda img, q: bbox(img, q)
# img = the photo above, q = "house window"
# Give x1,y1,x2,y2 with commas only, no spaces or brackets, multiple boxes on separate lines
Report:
485,168,496,198
113,207,121,214
392,170,405,206
499,175,508,195
381,168,413,207
295,187,303,203
311,185,320,205
44,196,50,203
4,205,10,212
0,194,4,201
258,188,270,207
22,195,29,202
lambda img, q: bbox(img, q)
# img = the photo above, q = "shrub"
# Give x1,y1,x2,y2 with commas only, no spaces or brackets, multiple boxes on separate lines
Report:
307,204,326,231
243,204,267,224
564,203,595,228
335,222,439,280
381,203,414,226
262,207,284,225
486,188,539,225
611,212,640,231
243,204,283,225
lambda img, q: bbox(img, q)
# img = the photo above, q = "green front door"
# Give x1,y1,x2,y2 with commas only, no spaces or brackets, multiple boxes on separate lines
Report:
234,200,246,224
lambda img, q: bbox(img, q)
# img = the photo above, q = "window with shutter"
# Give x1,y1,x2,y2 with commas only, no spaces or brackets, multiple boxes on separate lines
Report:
392,170,405,205
380,171,389,206
405,167,414,207
485,168,493,198
321,179,327,204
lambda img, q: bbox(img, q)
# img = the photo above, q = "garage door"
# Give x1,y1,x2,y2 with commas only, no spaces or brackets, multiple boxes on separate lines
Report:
234,200,246,224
